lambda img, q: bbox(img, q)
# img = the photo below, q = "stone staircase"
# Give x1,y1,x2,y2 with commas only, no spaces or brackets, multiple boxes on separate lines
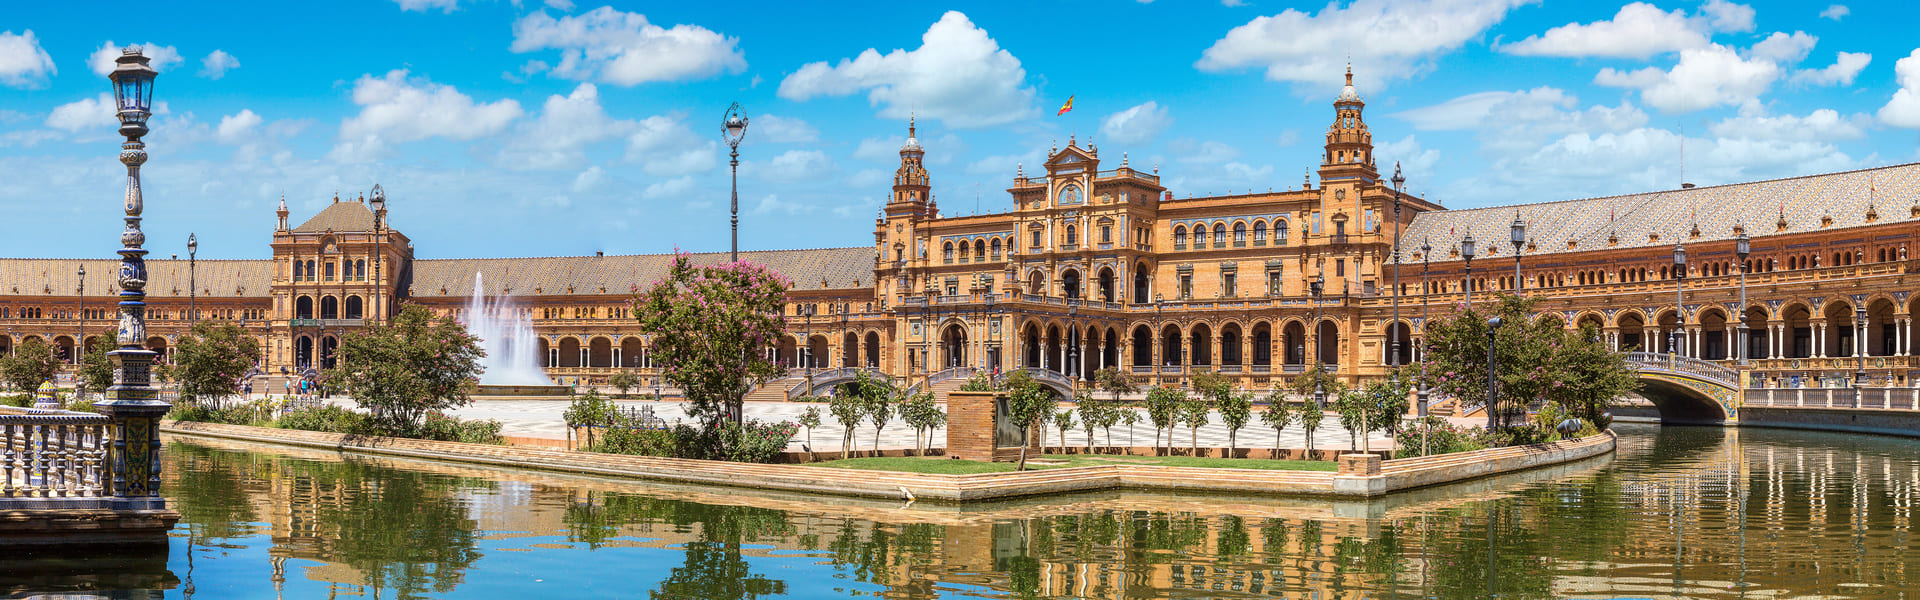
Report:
744,377,803,403
925,377,972,402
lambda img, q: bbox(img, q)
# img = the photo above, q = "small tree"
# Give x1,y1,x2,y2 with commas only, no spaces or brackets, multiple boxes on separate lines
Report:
899,391,943,456
957,371,997,392
609,370,641,397
1144,386,1183,456
1259,399,1293,459
633,252,790,426
75,329,116,398
1054,408,1075,453
1332,388,1367,451
798,405,822,460
1296,400,1324,457
1076,393,1102,452
1119,404,1140,447
169,320,263,410
1,338,60,393
864,387,897,453
1003,370,1056,470
830,371,883,459
1419,293,1635,432
327,304,483,435
1093,367,1138,402
1195,372,1250,457
563,391,620,449
1179,395,1212,456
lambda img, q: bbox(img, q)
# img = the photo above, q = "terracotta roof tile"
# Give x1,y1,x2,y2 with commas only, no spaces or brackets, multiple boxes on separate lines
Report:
408,247,877,297
292,201,377,233
0,258,274,298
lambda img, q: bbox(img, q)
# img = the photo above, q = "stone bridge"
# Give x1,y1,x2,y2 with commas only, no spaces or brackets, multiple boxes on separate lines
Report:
1625,352,1741,424
784,367,891,399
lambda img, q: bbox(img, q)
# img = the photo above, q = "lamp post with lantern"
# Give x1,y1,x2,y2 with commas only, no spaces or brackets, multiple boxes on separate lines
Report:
1461,230,1477,309
99,47,171,501
1309,272,1326,408
1735,229,1751,366
722,103,749,263
1509,212,1525,294
1390,163,1405,368
76,264,85,365
187,233,197,325
1671,243,1687,362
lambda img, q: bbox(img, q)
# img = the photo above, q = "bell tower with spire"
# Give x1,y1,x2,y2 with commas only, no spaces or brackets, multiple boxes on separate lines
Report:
887,116,933,219
1318,65,1378,184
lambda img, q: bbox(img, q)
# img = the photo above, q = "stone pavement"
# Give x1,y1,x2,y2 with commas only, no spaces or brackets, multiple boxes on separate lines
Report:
429,398,1395,453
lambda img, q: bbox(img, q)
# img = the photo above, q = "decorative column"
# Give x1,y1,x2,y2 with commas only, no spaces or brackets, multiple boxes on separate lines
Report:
96,48,170,505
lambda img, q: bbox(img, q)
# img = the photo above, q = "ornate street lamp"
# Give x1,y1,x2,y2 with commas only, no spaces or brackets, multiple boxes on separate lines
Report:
1855,305,1869,389
1672,243,1687,360
1417,237,1432,417
99,47,170,499
1486,316,1505,431
187,232,197,325
722,102,749,263
1068,301,1079,391
1461,230,1477,309
1309,272,1326,408
1735,228,1751,366
1390,163,1405,369
1509,212,1525,294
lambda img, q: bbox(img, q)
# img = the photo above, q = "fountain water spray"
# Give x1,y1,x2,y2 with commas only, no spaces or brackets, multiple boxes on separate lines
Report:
462,272,552,385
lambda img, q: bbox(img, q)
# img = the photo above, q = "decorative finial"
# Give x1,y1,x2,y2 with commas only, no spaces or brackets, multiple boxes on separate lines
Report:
1346,60,1353,85
1016,162,1024,178
1122,152,1129,167
908,112,915,138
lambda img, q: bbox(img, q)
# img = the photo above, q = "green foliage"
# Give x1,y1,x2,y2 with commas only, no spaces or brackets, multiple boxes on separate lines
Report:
163,320,262,409
1003,369,1057,470
1178,394,1212,455
1418,293,1635,431
798,405,822,457
633,253,790,425
1296,401,1324,455
0,394,31,408
957,371,997,392
1394,417,1488,458
1259,398,1292,457
1196,372,1252,456
1143,386,1184,454
1333,377,1411,451
864,384,897,453
589,418,797,463
608,370,641,396
1054,408,1075,450
170,401,276,426
564,391,621,449
273,405,375,435
1287,365,1348,402
898,391,943,456
1092,367,1139,402
0,337,60,393
415,412,506,444
827,380,867,459
326,304,484,436
76,328,115,395
1075,392,1102,451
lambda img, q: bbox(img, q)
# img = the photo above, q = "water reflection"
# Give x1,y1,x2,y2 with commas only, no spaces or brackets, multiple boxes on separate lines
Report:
134,426,1920,598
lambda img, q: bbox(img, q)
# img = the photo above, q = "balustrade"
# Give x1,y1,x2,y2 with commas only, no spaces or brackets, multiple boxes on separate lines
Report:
0,412,110,499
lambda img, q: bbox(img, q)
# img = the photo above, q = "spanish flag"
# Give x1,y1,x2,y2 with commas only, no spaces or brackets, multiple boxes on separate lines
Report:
1057,96,1074,116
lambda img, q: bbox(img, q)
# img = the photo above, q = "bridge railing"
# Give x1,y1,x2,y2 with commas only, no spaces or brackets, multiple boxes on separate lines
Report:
1625,352,1739,386
904,367,976,396
994,368,1078,395
1743,386,1920,410
786,367,889,399
1,411,110,499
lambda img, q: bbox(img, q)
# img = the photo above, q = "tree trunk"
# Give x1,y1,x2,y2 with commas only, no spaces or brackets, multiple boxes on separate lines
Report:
1189,426,1199,456
1228,431,1236,458
1017,428,1030,471
1272,429,1282,460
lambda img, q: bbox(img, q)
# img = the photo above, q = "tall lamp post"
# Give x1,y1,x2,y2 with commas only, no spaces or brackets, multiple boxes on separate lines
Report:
1309,272,1326,408
722,103,749,263
1417,238,1432,417
1461,231,1477,309
100,47,170,500
1671,243,1687,361
1390,163,1405,369
76,264,86,365
1855,305,1868,389
1485,316,1504,430
1067,301,1079,393
187,233,197,325
1509,212,1525,294
1735,229,1751,367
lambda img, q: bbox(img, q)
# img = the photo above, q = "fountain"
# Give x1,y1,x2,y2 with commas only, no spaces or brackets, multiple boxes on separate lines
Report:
461,272,570,398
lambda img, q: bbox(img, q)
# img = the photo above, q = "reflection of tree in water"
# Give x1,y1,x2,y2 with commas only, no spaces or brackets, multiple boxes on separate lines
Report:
295,458,491,599
557,491,793,600
166,442,262,543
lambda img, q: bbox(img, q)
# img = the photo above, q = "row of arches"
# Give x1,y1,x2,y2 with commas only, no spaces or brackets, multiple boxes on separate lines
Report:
293,295,365,320
0,335,173,364
772,331,886,370
942,236,1011,264
1580,295,1920,360
1172,219,1289,249
292,259,369,283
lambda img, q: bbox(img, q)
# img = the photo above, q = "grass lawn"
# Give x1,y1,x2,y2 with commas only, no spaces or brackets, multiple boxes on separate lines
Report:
809,454,1334,474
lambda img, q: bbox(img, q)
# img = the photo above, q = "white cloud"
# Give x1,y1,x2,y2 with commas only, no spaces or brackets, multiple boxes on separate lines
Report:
1747,31,1816,65
1467,127,1854,207
626,115,718,177
497,83,635,170
846,168,890,188
1792,51,1871,86
199,50,239,79
545,0,574,9
570,165,605,193
641,175,695,199
1596,44,1779,113
88,41,183,77
338,69,523,144
1198,0,1531,91
779,11,1036,128
1711,107,1868,142
216,109,263,143
1500,3,1706,59
394,0,458,13
1819,4,1849,20
761,149,836,182
510,7,745,86
45,93,116,132
0,30,56,88
964,151,1044,176
854,135,905,161
1169,138,1239,163
750,193,813,215
1376,134,1440,176
1701,0,1755,33
1880,49,1920,128
754,114,819,143
1100,101,1172,145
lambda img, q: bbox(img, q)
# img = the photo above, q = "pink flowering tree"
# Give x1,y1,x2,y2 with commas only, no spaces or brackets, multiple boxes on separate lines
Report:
327,303,485,434
633,252,790,425
1417,293,1634,433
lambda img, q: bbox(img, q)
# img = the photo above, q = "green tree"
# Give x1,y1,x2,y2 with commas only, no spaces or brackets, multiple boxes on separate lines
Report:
633,252,789,425
326,304,483,435
1296,400,1324,456
1053,408,1075,453
829,371,876,459
797,405,822,460
1092,367,1138,402
1,337,60,393
1419,293,1635,432
1143,386,1183,456
957,371,996,392
1195,372,1251,457
75,328,116,397
1075,392,1101,452
609,370,641,397
1288,365,1347,407
899,390,943,456
1002,370,1056,470
167,320,263,409
864,384,897,453
563,391,620,449
1178,394,1212,455
1259,398,1293,458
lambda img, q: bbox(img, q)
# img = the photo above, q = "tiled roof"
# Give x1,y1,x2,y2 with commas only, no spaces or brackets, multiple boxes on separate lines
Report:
0,258,274,298
1401,163,1920,261
409,247,878,297
293,200,377,233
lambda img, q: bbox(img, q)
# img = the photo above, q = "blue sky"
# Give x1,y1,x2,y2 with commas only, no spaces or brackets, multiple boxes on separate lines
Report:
3,0,1917,260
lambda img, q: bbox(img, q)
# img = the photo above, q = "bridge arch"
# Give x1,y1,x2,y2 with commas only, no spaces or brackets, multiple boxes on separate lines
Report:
1625,352,1737,424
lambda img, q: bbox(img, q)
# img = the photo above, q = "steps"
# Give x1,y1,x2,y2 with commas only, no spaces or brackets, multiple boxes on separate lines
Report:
926,377,971,402
744,377,802,402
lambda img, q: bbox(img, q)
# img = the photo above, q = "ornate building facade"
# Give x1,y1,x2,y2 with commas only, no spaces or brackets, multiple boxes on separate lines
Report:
4,70,1917,397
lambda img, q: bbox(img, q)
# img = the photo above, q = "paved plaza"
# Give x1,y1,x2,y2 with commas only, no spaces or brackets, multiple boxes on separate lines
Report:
430,398,1396,453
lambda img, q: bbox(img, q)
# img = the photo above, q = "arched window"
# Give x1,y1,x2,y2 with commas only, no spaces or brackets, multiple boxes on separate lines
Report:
1233,222,1247,244
1275,221,1289,245
296,296,313,319
1066,225,1077,245
356,260,367,281
345,296,364,319
1253,221,1267,242
1174,226,1187,246
943,242,954,263
293,260,305,281
990,238,1002,259
1212,223,1226,246
305,260,316,281
974,239,986,261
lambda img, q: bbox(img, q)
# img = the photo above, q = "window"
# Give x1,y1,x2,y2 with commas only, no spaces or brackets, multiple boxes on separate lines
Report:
1275,222,1289,245
1065,225,1077,245
1335,259,1346,277
1031,229,1043,248
1179,275,1192,299
991,238,1002,259
974,240,986,261
1223,273,1236,297
1234,222,1247,244
293,261,304,281
1268,271,1282,295
1101,225,1111,243
323,261,335,281
943,242,954,263
1212,224,1226,247
1253,221,1266,243
1311,212,1322,234
1174,226,1187,247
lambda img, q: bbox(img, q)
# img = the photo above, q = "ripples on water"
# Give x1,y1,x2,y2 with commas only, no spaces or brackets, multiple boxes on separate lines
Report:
15,424,1920,599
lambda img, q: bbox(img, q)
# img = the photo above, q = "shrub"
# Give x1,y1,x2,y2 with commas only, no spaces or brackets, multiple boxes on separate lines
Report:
1394,417,1487,458
957,371,997,392
2,394,32,408
588,417,797,463
1478,422,1550,448
416,411,506,445
274,405,375,435
169,404,271,425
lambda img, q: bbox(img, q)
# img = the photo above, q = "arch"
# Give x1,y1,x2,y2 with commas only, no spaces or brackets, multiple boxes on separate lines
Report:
1698,308,1729,360
0,335,11,356
864,332,881,368
620,337,646,368
1822,300,1860,358
319,336,339,370
1189,323,1213,366
1221,322,1243,366
538,337,552,368
1160,324,1183,366
296,296,314,320
345,295,364,319
1232,221,1247,245
320,296,339,320
943,242,954,263
842,331,858,368
52,336,75,364
1097,267,1116,303
558,337,582,368
1252,321,1273,367
588,336,613,368
1781,303,1813,358
1045,324,1064,373
1174,225,1188,246
990,237,1003,260
1386,321,1413,366
1131,325,1153,366
974,239,986,261
1274,219,1290,245
1253,220,1267,243
807,335,829,369
1634,377,1733,424
295,336,313,369
1027,271,1047,296
1211,223,1227,247
1103,327,1119,371
1315,320,1339,367
1061,269,1082,300
1023,322,1043,370
1132,262,1150,304
941,323,968,369
1282,321,1307,366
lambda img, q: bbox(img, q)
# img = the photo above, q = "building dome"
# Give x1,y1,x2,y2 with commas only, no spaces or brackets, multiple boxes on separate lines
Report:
901,115,922,152
1337,65,1360,102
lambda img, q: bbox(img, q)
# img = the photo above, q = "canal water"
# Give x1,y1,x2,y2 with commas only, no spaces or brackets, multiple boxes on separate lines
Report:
16,424,1920,599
